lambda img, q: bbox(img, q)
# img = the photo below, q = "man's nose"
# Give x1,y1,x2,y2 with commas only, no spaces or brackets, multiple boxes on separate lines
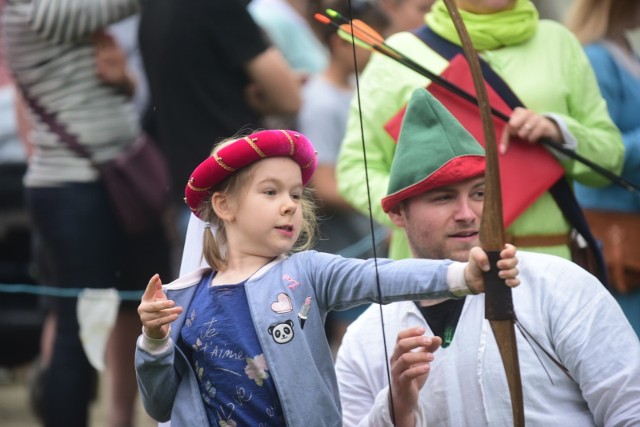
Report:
454,199,478,221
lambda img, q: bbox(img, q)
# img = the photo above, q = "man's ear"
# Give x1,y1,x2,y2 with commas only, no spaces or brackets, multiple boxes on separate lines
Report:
211,192,235,222
387,204,406,228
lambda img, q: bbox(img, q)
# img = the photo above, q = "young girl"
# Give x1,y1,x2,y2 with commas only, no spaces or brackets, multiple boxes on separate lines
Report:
135,129,519,426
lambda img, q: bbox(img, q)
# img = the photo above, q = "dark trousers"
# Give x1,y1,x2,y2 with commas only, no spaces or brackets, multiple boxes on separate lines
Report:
27,182,171,426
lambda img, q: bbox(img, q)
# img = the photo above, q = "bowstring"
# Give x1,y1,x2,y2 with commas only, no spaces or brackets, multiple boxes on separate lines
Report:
345,0,395,423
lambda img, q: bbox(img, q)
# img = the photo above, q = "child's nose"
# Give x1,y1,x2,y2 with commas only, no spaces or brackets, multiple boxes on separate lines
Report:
281,198,297,215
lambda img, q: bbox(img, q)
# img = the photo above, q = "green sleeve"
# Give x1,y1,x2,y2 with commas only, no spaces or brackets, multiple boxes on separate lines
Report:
558,28,624,186
336,34,447,259
336,33,446,229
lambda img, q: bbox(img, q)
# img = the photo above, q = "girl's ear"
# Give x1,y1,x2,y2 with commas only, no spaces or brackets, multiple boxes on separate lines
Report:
211,192,235,222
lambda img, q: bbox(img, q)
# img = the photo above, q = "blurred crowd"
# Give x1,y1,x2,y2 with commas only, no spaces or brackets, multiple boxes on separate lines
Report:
0,0,638,426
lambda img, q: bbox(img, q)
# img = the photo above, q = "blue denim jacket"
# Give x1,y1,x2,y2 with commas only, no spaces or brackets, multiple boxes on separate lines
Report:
135,250,463,425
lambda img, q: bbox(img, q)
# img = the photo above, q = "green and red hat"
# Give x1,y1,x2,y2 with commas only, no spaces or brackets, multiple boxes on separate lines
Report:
381,88,486,212
185,129,318,218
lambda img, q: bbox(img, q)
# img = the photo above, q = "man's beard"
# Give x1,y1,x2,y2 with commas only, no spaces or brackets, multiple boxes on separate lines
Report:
408,234,474,262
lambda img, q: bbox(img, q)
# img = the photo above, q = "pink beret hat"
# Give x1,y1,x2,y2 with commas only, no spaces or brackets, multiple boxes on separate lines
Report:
185,129,318,217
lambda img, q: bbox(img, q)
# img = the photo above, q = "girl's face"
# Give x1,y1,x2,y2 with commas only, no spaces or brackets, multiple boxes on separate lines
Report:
455,0,517,14
226,157,304,259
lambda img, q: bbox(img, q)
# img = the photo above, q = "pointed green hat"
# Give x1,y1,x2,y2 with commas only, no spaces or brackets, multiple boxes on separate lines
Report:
382,87,486,212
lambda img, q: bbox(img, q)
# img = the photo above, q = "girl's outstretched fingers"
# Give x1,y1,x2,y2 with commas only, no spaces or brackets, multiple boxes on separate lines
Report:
138,274,183,340
497,244,520,288
141,274,165,303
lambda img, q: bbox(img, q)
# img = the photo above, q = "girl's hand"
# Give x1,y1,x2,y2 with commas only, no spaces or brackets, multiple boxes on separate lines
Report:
464,244,520,294
137,274,183,340
500,107,563,154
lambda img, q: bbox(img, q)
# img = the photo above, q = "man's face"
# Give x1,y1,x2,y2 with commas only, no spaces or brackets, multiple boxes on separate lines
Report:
388,176,484,262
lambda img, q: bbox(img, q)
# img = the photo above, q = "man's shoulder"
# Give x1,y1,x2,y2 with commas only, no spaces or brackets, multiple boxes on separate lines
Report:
517,251,592,281
532,20,582,48
537,19,572,36
516,251,609,300
518,250,575,267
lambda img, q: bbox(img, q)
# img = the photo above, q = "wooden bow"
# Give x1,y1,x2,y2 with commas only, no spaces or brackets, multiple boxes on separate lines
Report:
440,1,525,425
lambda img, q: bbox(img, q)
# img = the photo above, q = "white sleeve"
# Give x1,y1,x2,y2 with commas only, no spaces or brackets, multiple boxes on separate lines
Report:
557,289,640,425
540,257,640,425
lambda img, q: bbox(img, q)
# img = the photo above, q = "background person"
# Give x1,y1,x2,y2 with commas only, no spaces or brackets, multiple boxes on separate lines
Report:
298,0,390,355
2,0,172,425
138,0,302,272
565,0,640,337
336,0,624,266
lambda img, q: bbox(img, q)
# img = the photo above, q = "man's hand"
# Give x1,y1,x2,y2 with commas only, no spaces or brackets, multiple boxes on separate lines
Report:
137,274,183,340
389,327,442,427
465,244,520,294
243,47,301,116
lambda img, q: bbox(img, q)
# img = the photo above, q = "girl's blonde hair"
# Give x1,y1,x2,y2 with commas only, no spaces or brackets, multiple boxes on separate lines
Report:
196,139,318,271
565,0,639,45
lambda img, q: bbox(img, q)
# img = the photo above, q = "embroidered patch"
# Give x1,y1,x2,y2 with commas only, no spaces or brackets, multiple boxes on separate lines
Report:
297,297,312,330
268,320,295,344
282,274,300,290
270,293,293,314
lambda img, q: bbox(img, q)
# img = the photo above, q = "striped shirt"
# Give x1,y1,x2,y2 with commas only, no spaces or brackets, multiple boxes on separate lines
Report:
2,0,140,186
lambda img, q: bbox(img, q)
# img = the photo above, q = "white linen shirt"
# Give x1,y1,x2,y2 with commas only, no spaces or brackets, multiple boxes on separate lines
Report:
336,251,640,426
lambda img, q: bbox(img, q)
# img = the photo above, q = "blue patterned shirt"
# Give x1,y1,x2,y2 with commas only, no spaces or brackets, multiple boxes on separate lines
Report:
181,272,285,426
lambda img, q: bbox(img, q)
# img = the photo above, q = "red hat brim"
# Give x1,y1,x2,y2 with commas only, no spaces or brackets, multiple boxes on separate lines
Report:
381,156,485,212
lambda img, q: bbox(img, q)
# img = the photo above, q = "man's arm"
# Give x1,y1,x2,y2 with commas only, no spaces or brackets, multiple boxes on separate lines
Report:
13,85,34,159
28,0,139,43
544,260,640,424
244,47,301,116
552,27,624,186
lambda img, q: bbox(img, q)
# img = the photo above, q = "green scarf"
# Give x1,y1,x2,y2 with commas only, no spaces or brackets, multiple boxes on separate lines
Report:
426,0,539,51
